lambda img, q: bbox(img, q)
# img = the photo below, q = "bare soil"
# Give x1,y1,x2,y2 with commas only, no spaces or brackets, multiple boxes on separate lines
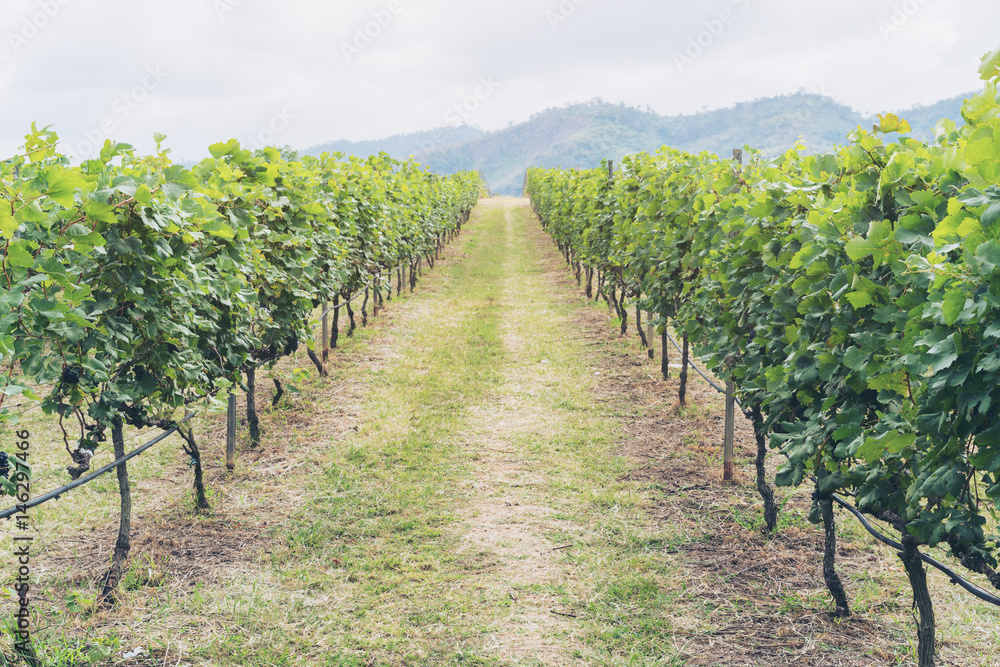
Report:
455,200,590,664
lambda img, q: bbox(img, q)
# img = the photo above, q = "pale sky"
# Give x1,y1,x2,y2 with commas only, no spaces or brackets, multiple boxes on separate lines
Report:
1,0,997,162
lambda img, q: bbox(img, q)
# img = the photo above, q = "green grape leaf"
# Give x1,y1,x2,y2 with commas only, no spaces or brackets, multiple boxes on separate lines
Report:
941,289,967,326
44,167,86,208
875,113,912,135
204,219,236,240
980,47,1000,81
846,289,875,309
843,347,869,371
6,241,35,268
976,240,1000,273
0,207,18,240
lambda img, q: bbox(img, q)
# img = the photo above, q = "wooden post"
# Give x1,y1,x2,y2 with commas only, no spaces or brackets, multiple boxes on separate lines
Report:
321,299,329,361
724,380,735,482
721,147,743,481
646,311,654,360
226,392,237,471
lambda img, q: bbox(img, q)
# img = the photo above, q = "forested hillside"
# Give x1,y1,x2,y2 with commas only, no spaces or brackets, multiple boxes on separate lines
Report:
305,92,970,195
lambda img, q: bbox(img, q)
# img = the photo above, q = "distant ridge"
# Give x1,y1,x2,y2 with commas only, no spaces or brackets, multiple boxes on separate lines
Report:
304,125,484,163
303,92,971,196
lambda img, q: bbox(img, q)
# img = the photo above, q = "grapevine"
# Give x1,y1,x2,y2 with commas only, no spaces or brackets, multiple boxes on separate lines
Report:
0,129,482,602
527,47,1000,666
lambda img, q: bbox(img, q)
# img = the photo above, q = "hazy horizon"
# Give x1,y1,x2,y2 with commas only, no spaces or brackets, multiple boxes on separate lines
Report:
304,88,976,151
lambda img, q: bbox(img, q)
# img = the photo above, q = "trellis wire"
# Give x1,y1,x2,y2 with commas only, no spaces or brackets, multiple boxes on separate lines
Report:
0,413,193,521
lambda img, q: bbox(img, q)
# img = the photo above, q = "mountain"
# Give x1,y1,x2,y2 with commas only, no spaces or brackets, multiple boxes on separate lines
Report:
304,125,484,162
303,92,972,196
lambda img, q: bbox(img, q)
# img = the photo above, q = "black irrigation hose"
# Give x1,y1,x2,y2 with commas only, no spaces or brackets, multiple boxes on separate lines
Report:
0,413,193,521
831,494,1000,607
659,319,1000,607
662,328,740,406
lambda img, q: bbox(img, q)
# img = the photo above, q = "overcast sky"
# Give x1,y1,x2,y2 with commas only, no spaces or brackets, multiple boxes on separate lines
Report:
1,0,998,161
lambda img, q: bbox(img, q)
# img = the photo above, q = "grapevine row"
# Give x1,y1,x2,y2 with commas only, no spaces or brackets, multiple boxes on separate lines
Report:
0,127,481,611
526,49,1000,666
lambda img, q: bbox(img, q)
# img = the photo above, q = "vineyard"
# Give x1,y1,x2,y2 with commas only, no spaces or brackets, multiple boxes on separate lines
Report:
3,49,1000,667
526,49,1000,665
0,129,480,664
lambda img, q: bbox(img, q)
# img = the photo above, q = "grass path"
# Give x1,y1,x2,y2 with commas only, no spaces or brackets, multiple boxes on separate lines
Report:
235,196,675,666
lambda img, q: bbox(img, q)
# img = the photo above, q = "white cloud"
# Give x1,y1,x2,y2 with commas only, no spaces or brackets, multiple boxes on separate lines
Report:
0,0,997,160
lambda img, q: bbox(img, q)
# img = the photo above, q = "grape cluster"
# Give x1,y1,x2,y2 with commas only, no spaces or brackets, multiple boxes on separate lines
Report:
61,366,80,385
0,451,9,479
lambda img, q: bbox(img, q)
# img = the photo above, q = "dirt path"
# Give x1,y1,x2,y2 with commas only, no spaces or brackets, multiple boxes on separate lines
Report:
458,199,593,664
